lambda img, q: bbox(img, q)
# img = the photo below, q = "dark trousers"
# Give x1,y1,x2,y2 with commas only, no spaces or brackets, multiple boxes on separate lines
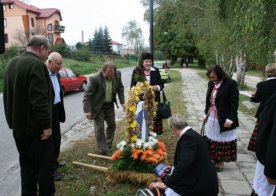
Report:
13,131,55,196
94,103,116,154
52,105,61,170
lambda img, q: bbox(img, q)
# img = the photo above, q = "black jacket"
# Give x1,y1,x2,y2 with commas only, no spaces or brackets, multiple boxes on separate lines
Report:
205,78,239,132
50,74,66,123
165,129,219,195
256,92,276,180
130,67,164,102
250,78,276,119
3,52,52,136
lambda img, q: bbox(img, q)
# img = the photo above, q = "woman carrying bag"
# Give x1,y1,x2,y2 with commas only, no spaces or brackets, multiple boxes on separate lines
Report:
130,52,165,134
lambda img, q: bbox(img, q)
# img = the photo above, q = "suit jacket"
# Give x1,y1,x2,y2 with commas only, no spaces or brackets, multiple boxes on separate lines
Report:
205,78,239,132
165,129,219,195
130,67,164,102
3,52,52,136
250,78,276,119
256,92,276,180
83,71,125,118
49,73,66,123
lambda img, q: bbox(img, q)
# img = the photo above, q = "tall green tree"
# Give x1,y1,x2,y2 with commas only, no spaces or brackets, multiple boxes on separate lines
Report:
103,26,112,53
121,20,144,55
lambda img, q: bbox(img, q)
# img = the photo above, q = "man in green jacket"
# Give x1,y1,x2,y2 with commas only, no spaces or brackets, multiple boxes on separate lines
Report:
3,35,54,195
83,61,125,155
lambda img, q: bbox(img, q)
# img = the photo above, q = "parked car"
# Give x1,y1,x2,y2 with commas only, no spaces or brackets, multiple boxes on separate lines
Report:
153,62,170,82
59,68,88,93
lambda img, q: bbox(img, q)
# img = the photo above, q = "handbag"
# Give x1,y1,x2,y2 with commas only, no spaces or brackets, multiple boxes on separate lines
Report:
157,90,172,119
200,119,207,139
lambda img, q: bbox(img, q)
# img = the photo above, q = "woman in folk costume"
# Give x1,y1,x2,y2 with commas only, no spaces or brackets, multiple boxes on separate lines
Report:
130,52,164,134
248,63,276,152
204,65,239,172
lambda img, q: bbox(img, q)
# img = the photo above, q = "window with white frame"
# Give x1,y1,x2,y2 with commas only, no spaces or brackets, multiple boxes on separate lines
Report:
4,18,7,28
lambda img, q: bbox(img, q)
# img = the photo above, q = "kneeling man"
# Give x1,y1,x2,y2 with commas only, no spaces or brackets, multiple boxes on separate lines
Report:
150,114,219,196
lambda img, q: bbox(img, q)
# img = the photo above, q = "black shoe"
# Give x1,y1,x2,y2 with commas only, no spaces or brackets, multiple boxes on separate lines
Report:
53,170,61,181
57,161,66,169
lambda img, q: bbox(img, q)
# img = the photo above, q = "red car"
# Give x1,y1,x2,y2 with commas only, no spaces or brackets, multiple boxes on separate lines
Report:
59,68,88,93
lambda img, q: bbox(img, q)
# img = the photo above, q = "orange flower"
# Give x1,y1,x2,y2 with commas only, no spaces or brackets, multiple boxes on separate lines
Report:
157,141,166,151
131,148,143,160
156,149,165,156
112,149,121,160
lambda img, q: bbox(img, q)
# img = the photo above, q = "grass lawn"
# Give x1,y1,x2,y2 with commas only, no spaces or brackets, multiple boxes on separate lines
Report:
63,57,136,76
246,69,264,78
55,70,185,196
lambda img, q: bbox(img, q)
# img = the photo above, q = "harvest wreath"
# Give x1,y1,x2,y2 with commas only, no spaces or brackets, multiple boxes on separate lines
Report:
73,81,168,185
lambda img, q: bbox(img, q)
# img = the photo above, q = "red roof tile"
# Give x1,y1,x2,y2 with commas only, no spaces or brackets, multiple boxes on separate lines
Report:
37,8,62,20
112,40,123,45
2,0,62,20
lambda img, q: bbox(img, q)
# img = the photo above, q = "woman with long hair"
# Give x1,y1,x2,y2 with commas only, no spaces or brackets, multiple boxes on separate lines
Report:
204,65,239,172
130,52,164,134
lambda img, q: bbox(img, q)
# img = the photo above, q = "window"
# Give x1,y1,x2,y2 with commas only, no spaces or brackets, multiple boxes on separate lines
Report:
4,34,8,43
47,24,52,31
48,33,53,44
31,18,34,27
9,3,14,9
4,18,7,27
58,70,68,78
3,5,6,11
66,69,76,77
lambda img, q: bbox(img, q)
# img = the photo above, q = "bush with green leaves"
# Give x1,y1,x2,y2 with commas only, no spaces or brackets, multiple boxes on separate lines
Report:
72,48,91,62
51,44,72,58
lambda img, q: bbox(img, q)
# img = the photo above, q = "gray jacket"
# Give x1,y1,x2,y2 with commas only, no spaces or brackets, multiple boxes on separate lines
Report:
83,71,125,118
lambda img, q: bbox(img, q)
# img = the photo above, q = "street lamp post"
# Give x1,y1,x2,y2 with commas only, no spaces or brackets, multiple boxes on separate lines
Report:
0,1,5,54
149,0,154,60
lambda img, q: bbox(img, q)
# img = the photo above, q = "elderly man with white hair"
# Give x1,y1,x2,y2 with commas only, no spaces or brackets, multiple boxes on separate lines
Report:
149,114,219,196
47,52,66,181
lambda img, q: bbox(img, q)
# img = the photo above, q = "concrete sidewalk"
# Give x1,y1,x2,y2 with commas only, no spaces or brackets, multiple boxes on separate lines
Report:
179,68,257,196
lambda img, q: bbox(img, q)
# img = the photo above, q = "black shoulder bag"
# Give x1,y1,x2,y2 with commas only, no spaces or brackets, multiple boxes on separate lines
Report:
157,91,172,119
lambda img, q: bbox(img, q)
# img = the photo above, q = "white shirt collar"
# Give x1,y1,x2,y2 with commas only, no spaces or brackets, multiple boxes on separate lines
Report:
180,126,191,138
150,67,156,71
48,69,56,76
267,77,276,81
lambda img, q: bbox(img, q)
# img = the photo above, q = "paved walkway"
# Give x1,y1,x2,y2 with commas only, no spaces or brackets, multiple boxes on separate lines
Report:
179,68,257,196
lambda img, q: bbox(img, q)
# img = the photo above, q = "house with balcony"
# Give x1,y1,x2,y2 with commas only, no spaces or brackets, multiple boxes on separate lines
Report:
2,0,65,48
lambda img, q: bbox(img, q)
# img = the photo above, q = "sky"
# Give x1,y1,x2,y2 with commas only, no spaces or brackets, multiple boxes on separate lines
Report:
29,0,150,46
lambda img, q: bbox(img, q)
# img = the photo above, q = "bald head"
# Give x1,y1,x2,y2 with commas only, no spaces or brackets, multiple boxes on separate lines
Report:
47,52,63,73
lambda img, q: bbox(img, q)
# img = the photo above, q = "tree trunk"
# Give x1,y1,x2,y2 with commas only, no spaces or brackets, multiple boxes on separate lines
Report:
235,53,246,88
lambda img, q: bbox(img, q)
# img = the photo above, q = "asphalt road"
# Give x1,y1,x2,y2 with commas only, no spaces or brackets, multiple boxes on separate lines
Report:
0,66,134,196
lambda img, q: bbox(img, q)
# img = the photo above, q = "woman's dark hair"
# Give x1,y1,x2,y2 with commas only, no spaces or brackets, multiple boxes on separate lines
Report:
136,52,153,74
207,64,228,81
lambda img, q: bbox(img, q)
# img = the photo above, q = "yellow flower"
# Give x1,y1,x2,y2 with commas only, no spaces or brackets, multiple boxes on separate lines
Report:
135,96,140,102
131,135,138,142
129,105,136,113
130,121,138,128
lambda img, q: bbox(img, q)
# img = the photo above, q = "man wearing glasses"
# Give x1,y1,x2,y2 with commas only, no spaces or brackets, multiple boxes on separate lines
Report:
47,52,66,181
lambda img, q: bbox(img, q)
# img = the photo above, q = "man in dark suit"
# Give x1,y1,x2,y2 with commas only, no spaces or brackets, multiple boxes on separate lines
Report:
47,52,66,181
83,62,125,155
3,35,55,195
252,91,276,195
150,114,219,196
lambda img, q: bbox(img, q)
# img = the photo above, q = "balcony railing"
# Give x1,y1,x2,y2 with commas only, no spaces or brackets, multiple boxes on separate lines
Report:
54,25,65,33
